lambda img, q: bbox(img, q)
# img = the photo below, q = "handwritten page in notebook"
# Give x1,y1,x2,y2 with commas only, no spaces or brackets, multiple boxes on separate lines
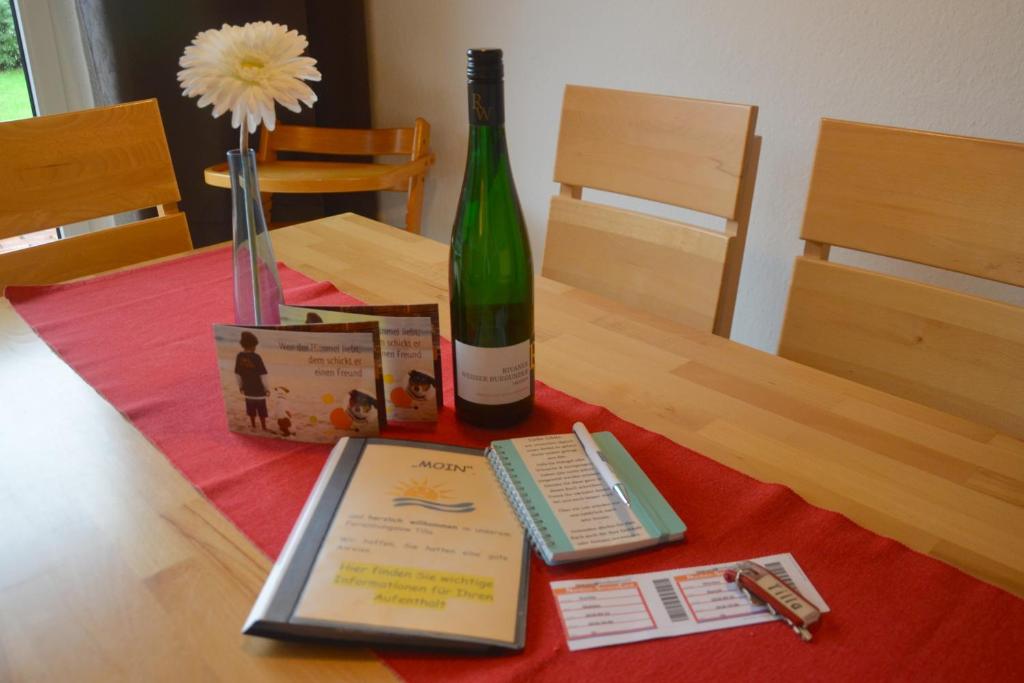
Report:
509,434,648,550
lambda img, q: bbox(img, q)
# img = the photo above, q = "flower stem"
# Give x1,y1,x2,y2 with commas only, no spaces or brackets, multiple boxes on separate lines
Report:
239,125,262,325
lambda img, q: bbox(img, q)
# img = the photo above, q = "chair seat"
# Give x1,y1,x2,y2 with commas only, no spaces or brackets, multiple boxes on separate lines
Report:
203,157,433,194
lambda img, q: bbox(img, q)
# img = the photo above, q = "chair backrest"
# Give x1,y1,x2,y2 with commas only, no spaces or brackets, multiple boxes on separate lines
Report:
258,119,429,160
542,85,760,336
779,118,1024,438
257,118,432,231
0,99,191,291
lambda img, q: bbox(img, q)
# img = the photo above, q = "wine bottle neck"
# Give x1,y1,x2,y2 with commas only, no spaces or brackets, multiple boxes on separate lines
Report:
466,124,511,178
467,79,505,126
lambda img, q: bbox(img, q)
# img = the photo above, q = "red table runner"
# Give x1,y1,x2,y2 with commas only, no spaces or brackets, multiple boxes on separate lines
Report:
8,247,1024,682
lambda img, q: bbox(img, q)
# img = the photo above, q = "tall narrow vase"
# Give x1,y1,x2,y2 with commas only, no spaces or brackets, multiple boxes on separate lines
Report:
229,149,283,325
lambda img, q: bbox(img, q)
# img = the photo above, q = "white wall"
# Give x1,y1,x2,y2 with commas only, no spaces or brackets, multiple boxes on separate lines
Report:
366,0,1024,352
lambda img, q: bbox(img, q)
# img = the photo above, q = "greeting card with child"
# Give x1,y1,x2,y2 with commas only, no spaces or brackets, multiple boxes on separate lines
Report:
213,322,386,443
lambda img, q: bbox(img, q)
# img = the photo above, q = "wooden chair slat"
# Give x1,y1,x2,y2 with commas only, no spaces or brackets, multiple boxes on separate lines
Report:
0,100,180,237
0,213,192,292
553,85,756,219
803,119,1024,287
780,257,1024,439
266,124,415,157
543,195,730,331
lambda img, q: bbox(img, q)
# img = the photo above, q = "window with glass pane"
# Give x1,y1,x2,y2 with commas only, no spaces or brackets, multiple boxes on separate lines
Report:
0,0,58,252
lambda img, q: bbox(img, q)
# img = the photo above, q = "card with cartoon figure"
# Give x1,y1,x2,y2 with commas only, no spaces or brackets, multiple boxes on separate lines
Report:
213,322,387,443
280,304,442,423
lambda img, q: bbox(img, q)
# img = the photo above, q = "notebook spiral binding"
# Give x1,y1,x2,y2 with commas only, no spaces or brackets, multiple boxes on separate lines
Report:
486,446,556,561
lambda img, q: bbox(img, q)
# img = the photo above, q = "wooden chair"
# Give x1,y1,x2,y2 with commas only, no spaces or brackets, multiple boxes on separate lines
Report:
541,85,761,336
0,99,192,292
779,118,1024,438
204,119,434,233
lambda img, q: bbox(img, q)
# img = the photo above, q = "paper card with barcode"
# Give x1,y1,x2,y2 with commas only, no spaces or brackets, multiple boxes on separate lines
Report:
550,553,829,650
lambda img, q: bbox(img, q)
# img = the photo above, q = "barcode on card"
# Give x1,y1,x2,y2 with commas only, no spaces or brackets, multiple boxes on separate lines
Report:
763,561,796,589
653,578,690,622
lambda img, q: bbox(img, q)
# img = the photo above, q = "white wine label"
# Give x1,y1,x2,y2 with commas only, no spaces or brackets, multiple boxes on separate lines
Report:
455,339,532,405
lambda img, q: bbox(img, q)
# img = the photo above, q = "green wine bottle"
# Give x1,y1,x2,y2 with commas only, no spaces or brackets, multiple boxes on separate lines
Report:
449,48,535,428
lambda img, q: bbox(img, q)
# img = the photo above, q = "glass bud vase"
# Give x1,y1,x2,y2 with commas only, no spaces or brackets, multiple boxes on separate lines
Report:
229,148,283,325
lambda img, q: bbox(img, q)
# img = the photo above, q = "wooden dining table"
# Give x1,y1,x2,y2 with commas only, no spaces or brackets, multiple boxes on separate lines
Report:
1,212,1021,681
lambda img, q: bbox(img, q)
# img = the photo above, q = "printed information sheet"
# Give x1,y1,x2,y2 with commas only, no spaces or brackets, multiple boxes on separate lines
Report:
550,553,828,650
292,443,526,644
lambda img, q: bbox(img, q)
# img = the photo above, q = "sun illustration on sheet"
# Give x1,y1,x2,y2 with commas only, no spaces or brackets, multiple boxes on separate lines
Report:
391,478,475,513
392,478,453,501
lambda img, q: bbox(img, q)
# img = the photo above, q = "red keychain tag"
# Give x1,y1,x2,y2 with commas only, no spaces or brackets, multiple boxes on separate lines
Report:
723,561,822,641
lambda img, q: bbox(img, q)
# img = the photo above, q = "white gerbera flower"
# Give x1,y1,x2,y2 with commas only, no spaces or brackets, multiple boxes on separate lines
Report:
178,21,321,134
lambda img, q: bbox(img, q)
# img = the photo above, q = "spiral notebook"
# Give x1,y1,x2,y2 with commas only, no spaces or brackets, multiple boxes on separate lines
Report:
486,432,686,565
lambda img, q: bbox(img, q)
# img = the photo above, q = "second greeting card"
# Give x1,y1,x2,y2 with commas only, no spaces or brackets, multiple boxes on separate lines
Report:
280,304,442,423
